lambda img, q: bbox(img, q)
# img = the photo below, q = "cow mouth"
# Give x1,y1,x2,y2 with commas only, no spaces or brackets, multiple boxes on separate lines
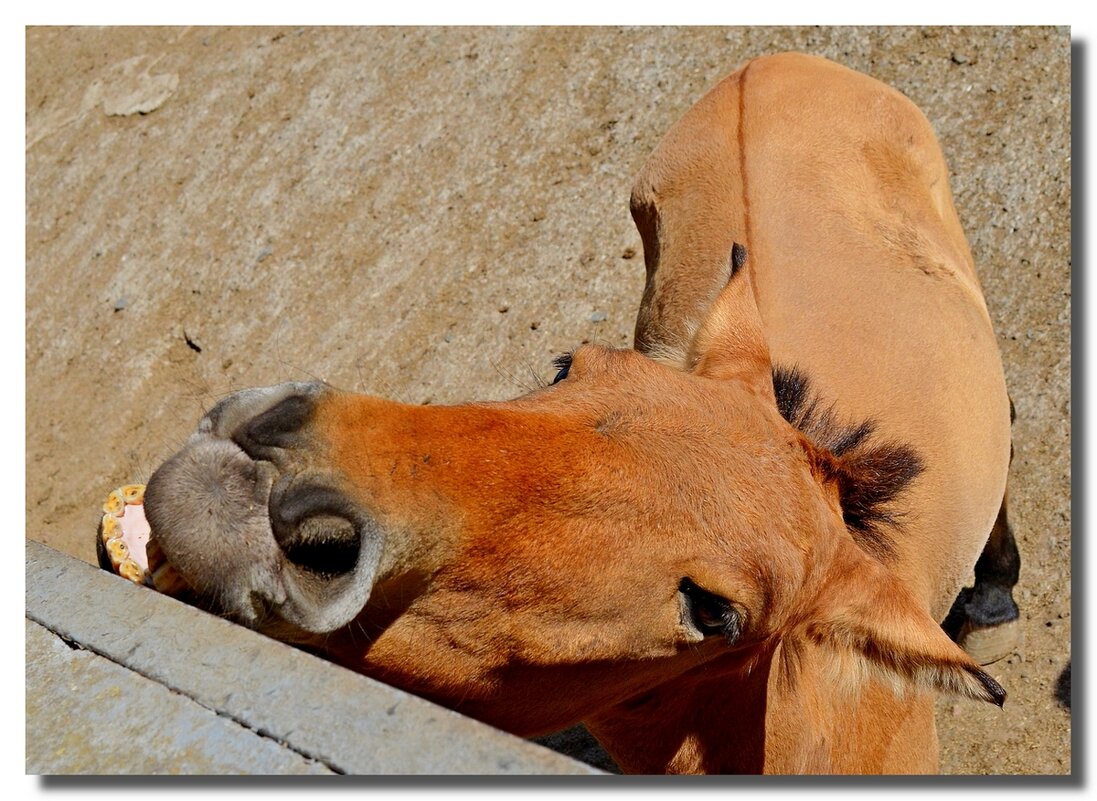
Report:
97,483,193,596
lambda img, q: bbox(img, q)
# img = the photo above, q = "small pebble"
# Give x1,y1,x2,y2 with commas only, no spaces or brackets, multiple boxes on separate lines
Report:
257,247,273,262
951,52,970,65
590,310,608,323
113,297,128,312
622,247,636,259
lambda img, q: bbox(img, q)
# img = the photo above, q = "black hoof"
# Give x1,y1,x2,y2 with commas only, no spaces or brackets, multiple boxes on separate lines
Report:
943,585,1022,665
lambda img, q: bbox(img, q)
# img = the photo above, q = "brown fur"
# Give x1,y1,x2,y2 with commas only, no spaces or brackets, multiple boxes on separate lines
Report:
141,53,1011,774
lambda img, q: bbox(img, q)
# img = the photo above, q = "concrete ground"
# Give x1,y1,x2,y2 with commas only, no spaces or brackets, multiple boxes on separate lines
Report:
26,26,1071,774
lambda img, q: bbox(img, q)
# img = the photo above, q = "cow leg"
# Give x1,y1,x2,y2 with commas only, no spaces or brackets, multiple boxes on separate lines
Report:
943,399,1021,664
953,490,1022,664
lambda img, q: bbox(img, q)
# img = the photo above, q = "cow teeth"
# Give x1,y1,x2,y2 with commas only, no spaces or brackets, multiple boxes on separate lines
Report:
150,560,191,595
98,483,151,585
106,538,129,562
145,537,191,594
121,484,145,505
118,559,145,583
100,514,120,542
98,482,187,591
146,537,165,571
103,489,126,517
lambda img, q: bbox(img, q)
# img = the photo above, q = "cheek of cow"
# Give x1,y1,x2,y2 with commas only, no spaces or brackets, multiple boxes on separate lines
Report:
334,591,721,736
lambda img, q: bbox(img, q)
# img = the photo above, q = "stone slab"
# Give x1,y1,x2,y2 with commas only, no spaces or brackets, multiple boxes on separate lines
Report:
26,619,333,775
25,540,602,775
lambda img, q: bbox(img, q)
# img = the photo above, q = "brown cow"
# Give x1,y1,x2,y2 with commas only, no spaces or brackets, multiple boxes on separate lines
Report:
130,53,1013,773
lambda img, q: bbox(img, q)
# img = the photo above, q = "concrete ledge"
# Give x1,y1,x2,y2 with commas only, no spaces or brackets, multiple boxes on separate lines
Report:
25,540,603,775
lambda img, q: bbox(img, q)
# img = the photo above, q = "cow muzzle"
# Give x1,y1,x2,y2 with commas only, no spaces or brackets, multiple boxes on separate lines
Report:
143,382,384,634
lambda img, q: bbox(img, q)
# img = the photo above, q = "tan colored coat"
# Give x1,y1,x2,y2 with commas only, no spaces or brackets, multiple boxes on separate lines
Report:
140,53,1010,774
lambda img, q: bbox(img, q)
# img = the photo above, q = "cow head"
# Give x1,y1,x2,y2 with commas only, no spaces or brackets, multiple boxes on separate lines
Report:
140,262,1003,736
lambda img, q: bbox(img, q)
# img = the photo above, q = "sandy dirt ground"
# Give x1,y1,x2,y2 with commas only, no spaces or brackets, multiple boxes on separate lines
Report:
26,26,1071,774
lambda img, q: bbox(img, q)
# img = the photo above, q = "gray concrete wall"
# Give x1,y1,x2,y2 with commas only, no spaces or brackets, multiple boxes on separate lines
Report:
25,540,602,775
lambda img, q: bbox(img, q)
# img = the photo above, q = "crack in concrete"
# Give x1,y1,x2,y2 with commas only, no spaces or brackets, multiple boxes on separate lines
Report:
30,617,345,775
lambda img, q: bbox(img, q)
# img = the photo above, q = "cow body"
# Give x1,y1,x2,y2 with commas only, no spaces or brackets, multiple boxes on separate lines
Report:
604,54,1012,772
133,53,1011,774
634,53,1010,620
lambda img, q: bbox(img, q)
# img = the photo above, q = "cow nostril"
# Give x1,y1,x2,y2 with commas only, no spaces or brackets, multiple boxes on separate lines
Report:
235,394,314,456
281,515,361,578
269,482,364,578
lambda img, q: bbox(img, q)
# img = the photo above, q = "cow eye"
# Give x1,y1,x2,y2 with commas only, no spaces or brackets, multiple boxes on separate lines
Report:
680,578,742,644
551,353,572,384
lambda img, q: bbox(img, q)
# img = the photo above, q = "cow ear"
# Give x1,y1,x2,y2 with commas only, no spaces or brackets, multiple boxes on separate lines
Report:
804,541,1006,707
686,243,775,403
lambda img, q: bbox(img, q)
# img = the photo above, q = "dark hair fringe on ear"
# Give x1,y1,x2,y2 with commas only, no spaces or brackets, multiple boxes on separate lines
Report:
772,365,925,561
